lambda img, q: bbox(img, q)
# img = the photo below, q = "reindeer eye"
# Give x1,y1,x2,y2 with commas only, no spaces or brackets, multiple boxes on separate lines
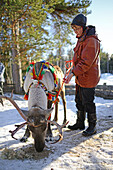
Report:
28,116,34,123
40,116,45,123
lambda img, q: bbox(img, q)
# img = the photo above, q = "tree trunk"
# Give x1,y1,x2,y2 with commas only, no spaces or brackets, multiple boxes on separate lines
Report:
12,19,23,94
12,50,22,93
107,54,109,73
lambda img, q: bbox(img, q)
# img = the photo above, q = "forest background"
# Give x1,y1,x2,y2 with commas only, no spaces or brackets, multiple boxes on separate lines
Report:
0,0,113,93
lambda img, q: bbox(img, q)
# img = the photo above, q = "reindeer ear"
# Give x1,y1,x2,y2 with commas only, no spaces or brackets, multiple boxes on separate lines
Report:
27,106,54,119
21,109,29,117
44,107,54,119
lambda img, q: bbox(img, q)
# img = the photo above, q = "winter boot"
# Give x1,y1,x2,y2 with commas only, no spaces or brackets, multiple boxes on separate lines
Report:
82,113,97,136
68,110,85,130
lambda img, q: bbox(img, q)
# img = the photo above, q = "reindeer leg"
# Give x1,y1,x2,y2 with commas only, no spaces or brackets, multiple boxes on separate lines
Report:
46,123,53,142
20,125,30,142
60,90,67,125
46,100,53,141
53,101,58,122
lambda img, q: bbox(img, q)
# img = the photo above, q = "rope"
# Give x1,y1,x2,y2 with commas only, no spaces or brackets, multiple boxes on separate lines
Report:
52,60,73,107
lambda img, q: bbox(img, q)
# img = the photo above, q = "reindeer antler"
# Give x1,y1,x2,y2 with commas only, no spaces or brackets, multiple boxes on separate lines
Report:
0,94,29,140
0,94,69,144
47,120,69,144
9,122,27,140
0,95,28,121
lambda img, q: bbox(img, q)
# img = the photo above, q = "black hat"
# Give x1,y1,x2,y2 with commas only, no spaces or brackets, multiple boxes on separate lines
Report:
71,14,87,27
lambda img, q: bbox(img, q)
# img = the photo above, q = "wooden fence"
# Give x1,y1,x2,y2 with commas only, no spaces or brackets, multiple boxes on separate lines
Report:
2,83,113,99
3,84,24,95
3,84,15,93
65,84,113,99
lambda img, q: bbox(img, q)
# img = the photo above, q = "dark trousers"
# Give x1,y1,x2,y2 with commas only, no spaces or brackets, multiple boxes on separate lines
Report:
75,84,96,114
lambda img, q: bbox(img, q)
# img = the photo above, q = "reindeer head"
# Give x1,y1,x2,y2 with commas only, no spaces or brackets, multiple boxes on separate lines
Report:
22,106,53,152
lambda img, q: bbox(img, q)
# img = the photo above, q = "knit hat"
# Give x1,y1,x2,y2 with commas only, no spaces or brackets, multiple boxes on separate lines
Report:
71,14,87,27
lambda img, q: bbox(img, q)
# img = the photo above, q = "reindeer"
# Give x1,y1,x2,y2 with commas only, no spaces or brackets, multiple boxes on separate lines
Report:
0,61,67,152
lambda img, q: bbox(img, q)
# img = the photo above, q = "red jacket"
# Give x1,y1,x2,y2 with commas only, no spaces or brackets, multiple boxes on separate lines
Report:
72,26,100,88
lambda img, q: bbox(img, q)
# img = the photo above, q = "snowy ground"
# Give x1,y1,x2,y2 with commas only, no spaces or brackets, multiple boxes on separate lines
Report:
0,74,113,170
70,73,113,85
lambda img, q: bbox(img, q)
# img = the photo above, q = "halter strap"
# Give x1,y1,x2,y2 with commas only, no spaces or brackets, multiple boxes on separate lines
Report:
24,61,58,102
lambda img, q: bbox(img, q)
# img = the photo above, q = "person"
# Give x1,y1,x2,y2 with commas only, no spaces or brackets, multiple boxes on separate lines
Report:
0,62,5,95
65,13,100,136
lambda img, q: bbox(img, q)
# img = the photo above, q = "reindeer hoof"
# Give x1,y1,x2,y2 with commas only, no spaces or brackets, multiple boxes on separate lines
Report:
20,137,27,142
45,134,53,142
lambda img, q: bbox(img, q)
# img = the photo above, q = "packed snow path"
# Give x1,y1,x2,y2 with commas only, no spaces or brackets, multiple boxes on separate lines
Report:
0,94,113,170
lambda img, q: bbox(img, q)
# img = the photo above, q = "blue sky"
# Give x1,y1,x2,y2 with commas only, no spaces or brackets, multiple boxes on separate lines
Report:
87,0,113,55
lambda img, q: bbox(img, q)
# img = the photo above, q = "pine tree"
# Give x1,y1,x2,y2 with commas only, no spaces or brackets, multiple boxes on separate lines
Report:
0,0,91,93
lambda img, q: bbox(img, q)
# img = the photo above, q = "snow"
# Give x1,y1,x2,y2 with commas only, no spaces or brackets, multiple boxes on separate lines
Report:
70,73,113,85
98,73,113,85
0,74,113,170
